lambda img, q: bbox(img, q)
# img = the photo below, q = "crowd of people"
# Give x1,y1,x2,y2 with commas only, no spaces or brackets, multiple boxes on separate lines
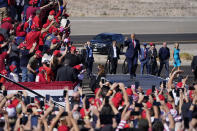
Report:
0,0,89,83
1,69,197,131
0,0,197,131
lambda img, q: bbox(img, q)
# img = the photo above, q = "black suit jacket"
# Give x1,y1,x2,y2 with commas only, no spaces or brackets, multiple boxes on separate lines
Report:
124,39,141,58
191,56,197,70
56,65,78,82
107,46,120,61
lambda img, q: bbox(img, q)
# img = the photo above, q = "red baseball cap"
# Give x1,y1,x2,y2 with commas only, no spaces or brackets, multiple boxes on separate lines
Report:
52,28,58,33
63,13,69,17
31,24,39,30
49,10,55,15
176,82,183,88
88,97,94,103
29,0,38,5
53,50,61,56
58,125,69,131
35,50,43,58
146,89,152,96
73,64,83,71
52,39,60,44
42,23,49,28
2,17,12,22
1,70,8,75
9,65,16,72
166,102,173,109
146,101,152,109
158,94,165,101
18,42,26,49
71,46,76,51
126,88,133,96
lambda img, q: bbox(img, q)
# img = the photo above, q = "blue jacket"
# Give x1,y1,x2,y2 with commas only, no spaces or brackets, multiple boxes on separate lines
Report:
159,47,170,61
139,47,149,63
0,0,8,8
125,39,141,58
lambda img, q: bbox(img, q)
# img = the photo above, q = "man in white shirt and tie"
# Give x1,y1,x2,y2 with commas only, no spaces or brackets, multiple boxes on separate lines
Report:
107,40,120,74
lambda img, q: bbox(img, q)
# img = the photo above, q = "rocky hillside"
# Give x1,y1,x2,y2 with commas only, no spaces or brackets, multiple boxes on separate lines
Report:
67,0,197,17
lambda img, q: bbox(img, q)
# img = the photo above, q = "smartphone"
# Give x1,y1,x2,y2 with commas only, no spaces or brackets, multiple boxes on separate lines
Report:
189,86,195,90
144,96,149,101
61,112,68,117
3,90,7,96
105,96,110,104
20,116,28,125
27,108,32,113
131,111,140,116
40,101,44,108
101,77,105,84
31,97,34,103
0,83,2,90
82,94,86,99
152,85,156,92
46,94,50,101
153,101,161,106
163,81,166,88
135,81,140,89
63,90,67,97
26,96,31,105
18,91,23,95
135,103,143,107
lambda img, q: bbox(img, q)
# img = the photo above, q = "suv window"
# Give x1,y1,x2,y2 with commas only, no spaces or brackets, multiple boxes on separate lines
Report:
113,34,123,42
94,34,112,42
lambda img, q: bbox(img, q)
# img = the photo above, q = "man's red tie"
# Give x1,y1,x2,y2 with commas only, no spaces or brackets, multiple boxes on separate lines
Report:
132,40,135,48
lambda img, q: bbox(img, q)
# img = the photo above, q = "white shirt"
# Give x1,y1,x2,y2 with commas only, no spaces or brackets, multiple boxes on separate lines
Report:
9,72,19,82
113,46,117,58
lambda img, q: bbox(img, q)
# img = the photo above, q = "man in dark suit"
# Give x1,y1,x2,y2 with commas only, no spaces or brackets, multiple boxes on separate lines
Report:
125,33,141,79
191,56,197,81
85,41,94,77
139,43,149,74
56,59,78,82
107,40,120,74
158,42,170,78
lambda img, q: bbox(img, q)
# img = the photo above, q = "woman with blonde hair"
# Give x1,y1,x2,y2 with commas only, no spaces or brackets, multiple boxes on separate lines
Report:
172,43,181,72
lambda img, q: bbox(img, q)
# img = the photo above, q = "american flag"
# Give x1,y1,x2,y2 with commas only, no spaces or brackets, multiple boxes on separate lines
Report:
4,81,77,106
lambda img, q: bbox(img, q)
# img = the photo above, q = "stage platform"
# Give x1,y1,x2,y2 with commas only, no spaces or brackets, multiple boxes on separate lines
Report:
105,74,166,90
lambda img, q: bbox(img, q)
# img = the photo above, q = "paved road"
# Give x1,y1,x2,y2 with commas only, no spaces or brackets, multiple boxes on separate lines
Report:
70,17,197,35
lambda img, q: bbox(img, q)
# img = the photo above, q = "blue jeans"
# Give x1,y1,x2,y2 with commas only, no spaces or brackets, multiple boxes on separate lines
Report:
21,67,28,82
27,72,35,82
140,62,149,74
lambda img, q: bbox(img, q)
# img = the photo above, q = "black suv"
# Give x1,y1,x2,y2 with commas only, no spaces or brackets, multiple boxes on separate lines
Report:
90,33,124,54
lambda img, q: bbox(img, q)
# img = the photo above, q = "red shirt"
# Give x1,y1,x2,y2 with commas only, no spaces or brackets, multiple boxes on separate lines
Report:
39,32,47,46
33,15,42,28
0,52,7,72
16,24,26,37
43,65,52,82
1,22,13,31
37,73,48,82
26,6,40,20
25,31,41,50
